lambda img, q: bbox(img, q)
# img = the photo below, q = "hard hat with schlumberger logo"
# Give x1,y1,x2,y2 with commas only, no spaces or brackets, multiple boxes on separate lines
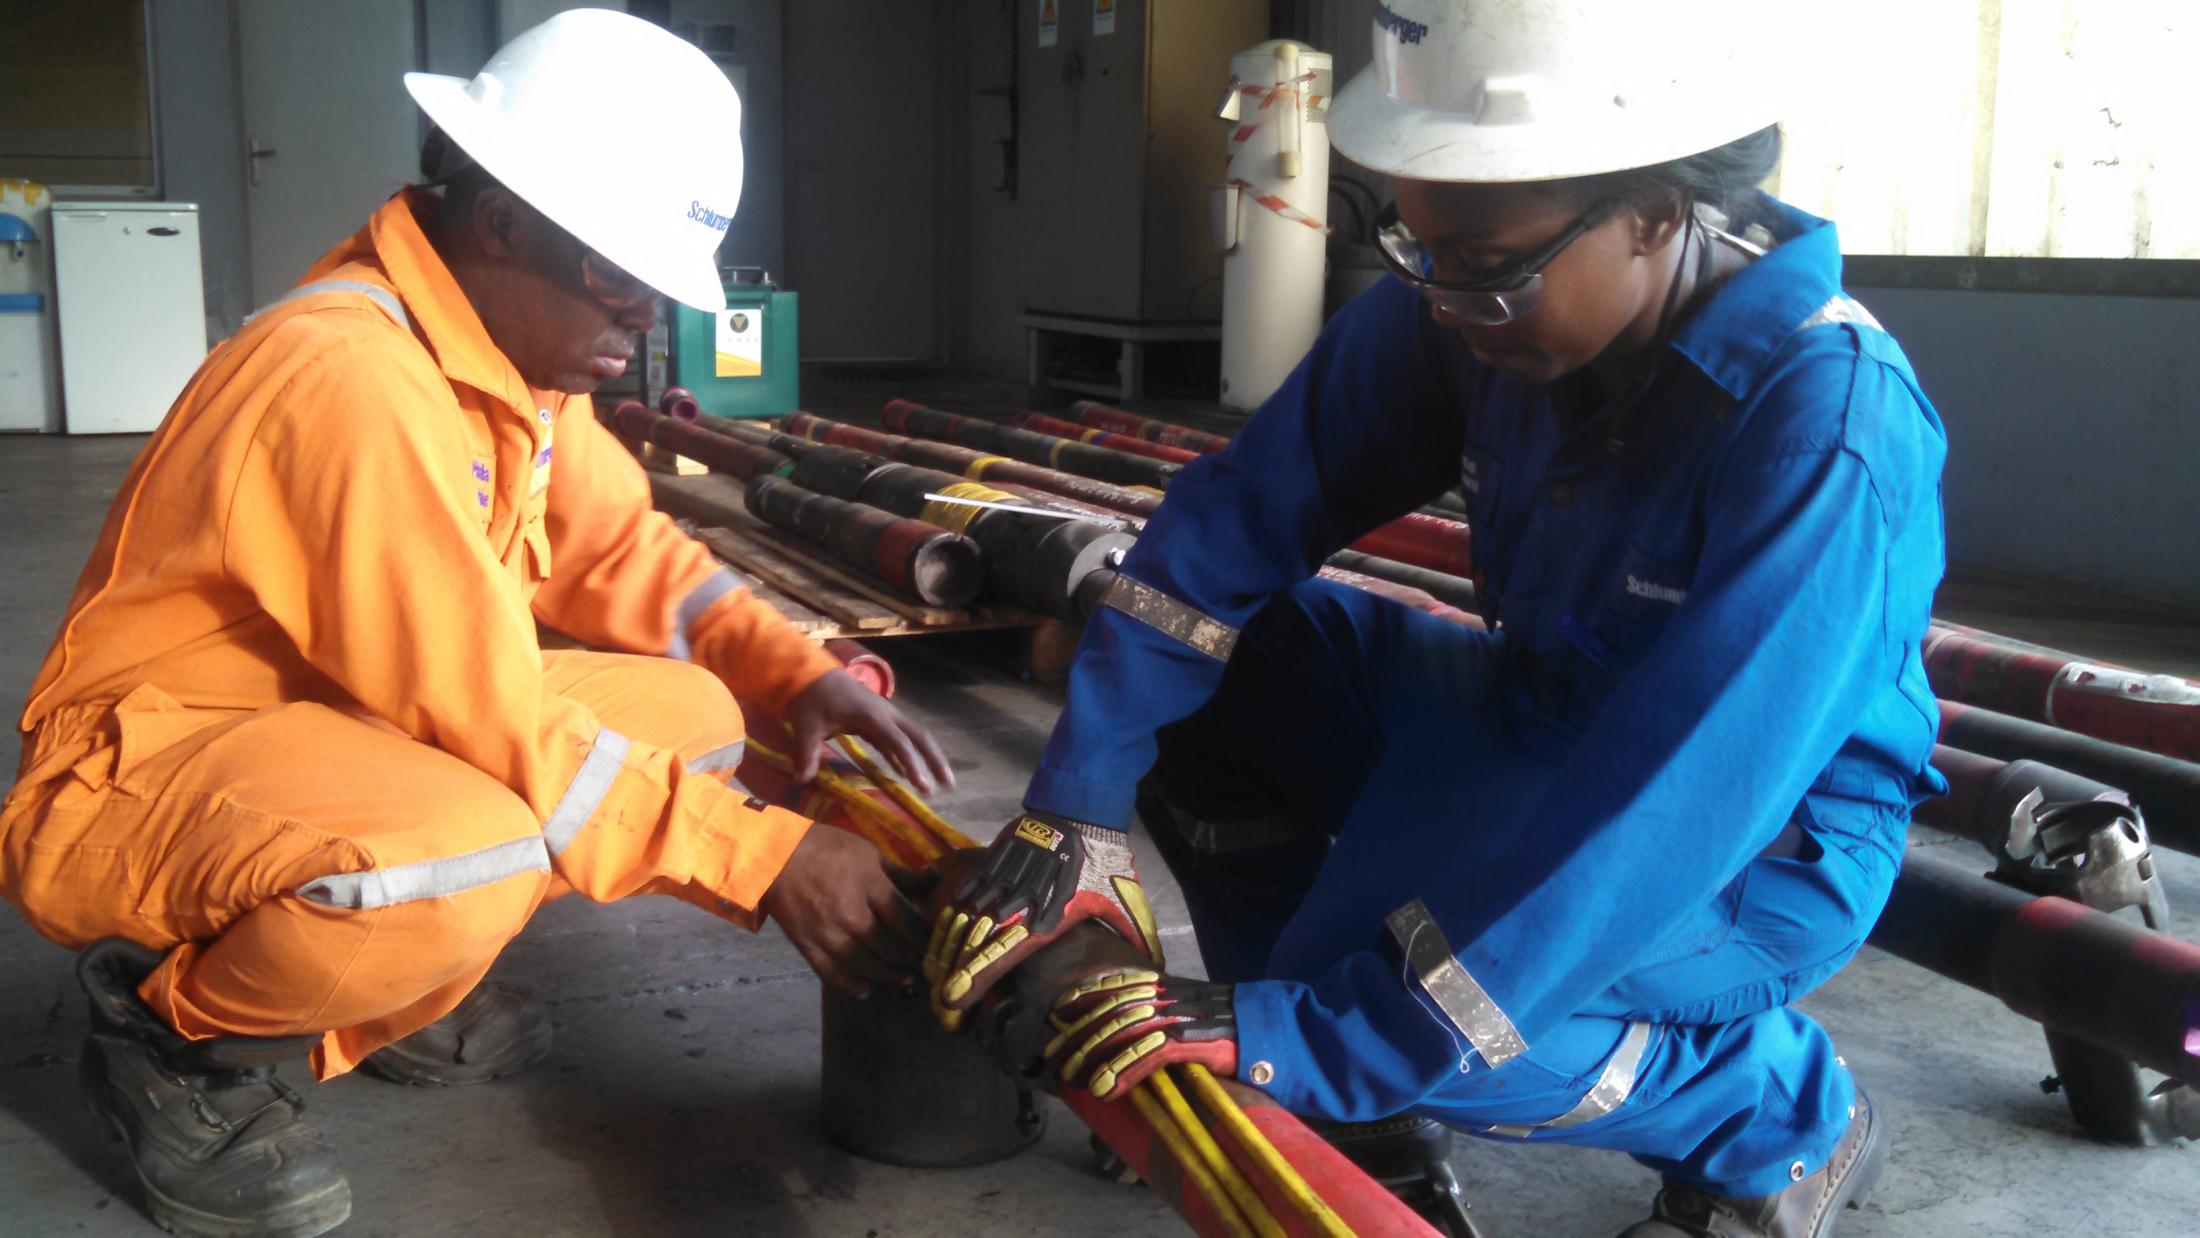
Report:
403,8,743,311
1328,0,1794,184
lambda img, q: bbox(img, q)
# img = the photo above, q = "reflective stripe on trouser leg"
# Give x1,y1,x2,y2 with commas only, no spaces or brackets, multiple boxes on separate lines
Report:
1485,1021,1655,1138
543,729,632,855
686,739,746,775
666,567,747,660
298,835,552,909
1386,897,1528,1067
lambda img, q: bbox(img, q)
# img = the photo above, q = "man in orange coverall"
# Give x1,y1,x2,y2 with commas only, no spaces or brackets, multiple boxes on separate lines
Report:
0,13,950,1236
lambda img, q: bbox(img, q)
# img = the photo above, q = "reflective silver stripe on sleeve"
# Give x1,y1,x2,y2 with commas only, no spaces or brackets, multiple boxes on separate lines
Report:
542,729,632,856
686,740,746,775
666,567,747,661
1486,1021,1653,1138
245,279,412,331
1796,294,1882,333
1386,897,1527,1068
297,835,549,910
1101,574,1239,661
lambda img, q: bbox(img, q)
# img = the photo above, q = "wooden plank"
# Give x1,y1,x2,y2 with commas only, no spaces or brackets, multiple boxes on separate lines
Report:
691,527,902,631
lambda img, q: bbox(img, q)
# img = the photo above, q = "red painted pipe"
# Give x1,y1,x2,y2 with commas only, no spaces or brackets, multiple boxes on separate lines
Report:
660,386,700,422
603,401,790,481
1348,512,1476,580
1012,412,1202,464
825,639,895,699
1870,844,2200,1088
782,411,1163,521
1059,1084,1436,1237
885,398,1182,490
1922,625,2200,762
1070,399,1234,454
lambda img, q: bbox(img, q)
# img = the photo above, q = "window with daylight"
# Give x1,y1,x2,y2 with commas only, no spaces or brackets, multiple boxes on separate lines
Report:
0,0,158,195
1769,1,2196,260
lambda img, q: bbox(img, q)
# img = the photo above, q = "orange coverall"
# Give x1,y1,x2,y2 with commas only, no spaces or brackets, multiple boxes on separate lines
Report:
0,191,842,1076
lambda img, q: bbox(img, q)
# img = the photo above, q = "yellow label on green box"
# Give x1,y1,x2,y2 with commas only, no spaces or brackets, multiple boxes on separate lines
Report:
714,307,764,378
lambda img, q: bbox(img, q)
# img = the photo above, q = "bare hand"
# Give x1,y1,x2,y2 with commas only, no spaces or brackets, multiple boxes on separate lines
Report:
781,668,955,795
761,826,929,998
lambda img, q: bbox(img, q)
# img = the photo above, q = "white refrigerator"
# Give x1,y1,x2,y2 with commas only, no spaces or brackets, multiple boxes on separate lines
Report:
51,201,208,434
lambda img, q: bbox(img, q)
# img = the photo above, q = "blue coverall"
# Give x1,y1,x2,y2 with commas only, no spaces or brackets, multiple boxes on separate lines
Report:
1024,197,1949,1196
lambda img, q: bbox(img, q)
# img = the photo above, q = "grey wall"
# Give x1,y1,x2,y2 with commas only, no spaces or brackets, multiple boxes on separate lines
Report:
1859,287,2200,607
950,0,1024,376
151,0,252,339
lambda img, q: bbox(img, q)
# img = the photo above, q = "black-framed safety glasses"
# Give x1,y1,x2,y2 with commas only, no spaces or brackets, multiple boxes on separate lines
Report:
1374,197,1622,326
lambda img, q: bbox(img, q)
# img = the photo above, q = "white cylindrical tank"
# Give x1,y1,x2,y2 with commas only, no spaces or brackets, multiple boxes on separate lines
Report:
1217,40,1332,413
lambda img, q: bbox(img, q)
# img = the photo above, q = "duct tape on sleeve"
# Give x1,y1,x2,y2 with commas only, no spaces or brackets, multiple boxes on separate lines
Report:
1101,574,1238,661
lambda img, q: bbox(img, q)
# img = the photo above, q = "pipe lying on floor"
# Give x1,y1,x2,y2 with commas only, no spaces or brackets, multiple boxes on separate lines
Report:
1939,701,2200,856
604,401,790,481
1071,399,1235,454
745,474,985,608
1868,844,2200,1089
1011,411,1203,464
887,398,1183,490
1923,624,2200,762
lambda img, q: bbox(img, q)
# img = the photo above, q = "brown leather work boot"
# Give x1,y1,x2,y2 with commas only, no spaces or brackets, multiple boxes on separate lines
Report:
360,979,552,1087
78,938,352,1238
1619,1089,1887,1238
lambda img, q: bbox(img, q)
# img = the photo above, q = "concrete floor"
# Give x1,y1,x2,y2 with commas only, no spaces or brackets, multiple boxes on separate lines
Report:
3,423,2199,1237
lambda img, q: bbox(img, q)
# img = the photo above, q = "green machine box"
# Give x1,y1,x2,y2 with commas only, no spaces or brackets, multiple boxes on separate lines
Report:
670,278,799,419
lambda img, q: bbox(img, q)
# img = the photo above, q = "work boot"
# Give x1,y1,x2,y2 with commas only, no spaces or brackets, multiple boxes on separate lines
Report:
1308,1114,1483,1238
77,938,351,1238
360,979,552,1087
1619,1090,1887,1238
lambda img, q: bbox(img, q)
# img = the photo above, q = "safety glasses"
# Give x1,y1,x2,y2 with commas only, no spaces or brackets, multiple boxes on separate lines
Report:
1374,197,1621,326
579,248,654,314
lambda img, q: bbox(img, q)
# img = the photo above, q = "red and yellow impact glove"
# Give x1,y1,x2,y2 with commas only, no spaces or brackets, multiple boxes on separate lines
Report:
1044,968,1238,1100
926,810,1164,1017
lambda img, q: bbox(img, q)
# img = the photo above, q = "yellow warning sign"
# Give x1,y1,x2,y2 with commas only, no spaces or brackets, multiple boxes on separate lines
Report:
1094,0,1115,36
1038,0,1059,47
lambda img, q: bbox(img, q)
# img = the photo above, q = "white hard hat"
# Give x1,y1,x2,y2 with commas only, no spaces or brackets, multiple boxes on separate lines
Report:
1327,0,1788,184
404,8,741,311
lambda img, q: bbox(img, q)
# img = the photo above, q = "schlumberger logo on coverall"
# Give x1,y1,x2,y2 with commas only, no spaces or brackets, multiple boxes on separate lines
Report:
688,200,732,231
1374,1,1429,45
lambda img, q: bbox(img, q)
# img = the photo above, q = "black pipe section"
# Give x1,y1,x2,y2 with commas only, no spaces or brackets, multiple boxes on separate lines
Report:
1940,702,2200,856
746,475,984,608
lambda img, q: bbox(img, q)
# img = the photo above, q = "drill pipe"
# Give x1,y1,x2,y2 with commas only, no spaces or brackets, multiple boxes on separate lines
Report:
1922,625,2200,762
765,439,1130,619
1939,702,2200,856
783,412,1165,519
825,639,895,698
660,386,700,421
1010,412,1203,464
885,398,1183,490
1917,744,2134,853
1867,844,2200,1088
604,402,791,481
1324,549,1478,613
992,920,1441,1236
1070,399,1235,454
745,474,985,608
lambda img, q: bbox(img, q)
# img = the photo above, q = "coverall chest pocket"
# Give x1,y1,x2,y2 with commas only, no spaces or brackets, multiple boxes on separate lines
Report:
1594,542,1693,665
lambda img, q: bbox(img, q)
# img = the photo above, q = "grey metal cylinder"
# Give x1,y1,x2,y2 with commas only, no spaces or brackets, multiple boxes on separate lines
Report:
818,987,1043,1168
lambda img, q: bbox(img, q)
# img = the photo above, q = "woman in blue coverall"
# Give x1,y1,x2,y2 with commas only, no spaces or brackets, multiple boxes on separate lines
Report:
929,7,1947,1236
